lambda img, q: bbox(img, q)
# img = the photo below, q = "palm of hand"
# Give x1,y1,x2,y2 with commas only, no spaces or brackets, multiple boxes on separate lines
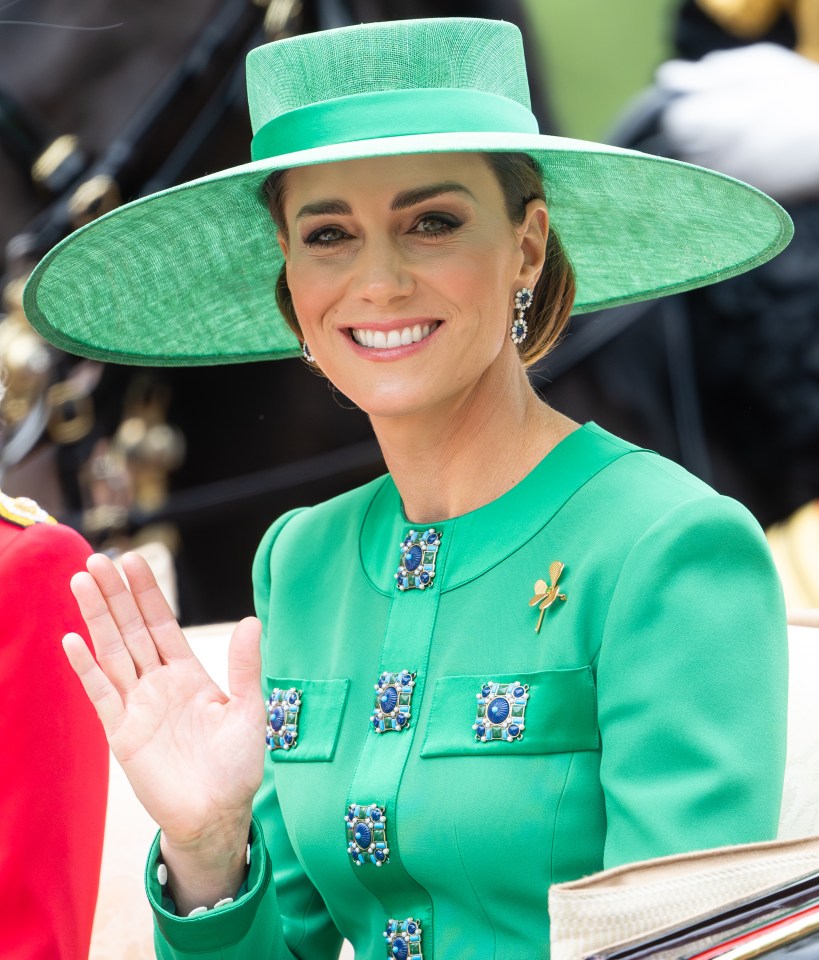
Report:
109,656,265,843
64,552,265,848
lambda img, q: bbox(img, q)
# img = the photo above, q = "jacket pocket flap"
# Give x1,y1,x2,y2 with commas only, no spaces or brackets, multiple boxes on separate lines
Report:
265,677,350,762
420,667,597,758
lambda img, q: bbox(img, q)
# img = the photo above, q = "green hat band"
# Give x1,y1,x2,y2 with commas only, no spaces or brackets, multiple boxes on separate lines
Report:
250,88,539,162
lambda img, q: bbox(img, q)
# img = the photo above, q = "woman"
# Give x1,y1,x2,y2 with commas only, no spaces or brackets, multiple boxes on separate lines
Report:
24,18,790,960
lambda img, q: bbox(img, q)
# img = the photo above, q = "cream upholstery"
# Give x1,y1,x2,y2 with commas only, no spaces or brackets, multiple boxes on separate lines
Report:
777,620,819,839
89,618,819,959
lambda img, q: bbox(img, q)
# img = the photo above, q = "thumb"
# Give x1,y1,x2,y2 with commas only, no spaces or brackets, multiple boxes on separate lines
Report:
227,616,263,718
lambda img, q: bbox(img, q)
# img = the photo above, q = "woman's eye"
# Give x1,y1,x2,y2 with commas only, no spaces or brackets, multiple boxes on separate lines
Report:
412,214,461,237
304,226,347,247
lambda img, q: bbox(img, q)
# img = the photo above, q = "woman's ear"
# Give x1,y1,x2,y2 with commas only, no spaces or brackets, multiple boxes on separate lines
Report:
277,230,290,260
515,199,549,290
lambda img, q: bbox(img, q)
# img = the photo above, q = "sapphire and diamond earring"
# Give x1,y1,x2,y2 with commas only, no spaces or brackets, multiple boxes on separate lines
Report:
301,341,315,362
510,287,533,345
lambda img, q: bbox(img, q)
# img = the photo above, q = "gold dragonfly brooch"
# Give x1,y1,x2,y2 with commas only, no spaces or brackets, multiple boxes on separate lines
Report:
529,561,567,633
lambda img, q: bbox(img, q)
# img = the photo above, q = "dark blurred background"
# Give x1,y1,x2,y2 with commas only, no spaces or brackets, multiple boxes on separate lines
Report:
1,0,817,620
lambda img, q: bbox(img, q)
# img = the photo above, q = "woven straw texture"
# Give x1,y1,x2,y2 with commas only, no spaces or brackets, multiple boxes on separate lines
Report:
245,18,532,129
23,18,793,366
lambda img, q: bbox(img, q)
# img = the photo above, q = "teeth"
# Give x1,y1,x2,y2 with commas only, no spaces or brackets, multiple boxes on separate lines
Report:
351,323,437,350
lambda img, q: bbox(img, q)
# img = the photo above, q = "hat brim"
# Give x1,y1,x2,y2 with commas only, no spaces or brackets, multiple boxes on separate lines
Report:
23,132,793,366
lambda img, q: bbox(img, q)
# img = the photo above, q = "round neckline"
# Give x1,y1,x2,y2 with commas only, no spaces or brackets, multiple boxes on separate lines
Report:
359,423,640,595
397,422,587,527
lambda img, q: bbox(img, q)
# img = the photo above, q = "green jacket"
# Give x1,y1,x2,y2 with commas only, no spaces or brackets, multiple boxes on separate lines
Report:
148,423,788,959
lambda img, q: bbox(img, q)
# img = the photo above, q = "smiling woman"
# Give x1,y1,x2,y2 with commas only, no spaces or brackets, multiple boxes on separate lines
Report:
23,16,792,960
263,152,575,371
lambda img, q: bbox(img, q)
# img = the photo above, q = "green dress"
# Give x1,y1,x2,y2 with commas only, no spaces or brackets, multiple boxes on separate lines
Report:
147,423,788,959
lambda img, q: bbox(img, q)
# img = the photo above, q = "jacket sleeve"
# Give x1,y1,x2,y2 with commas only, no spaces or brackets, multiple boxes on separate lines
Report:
149,508,342,960
596,494,789,869
0,522,109,960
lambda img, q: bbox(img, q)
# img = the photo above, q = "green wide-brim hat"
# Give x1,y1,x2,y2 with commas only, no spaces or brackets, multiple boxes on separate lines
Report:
24,18,793,366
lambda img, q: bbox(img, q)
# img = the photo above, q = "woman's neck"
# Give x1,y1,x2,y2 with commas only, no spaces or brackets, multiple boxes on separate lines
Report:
370,357,578,523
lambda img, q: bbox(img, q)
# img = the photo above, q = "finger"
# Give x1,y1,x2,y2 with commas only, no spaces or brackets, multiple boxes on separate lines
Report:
87,553,163,675
227,617,264,723
62,632,125,735
71,570,139,694
120,552,195,663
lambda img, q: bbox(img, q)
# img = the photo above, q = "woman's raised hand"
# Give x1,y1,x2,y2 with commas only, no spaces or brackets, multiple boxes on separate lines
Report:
63,552,266,897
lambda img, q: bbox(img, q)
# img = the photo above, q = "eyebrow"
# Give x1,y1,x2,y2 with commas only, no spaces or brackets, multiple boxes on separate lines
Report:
295,182,475,220
390,182,476,211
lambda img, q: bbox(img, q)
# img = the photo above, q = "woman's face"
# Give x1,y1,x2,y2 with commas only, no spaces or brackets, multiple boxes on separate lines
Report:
277,152,547,420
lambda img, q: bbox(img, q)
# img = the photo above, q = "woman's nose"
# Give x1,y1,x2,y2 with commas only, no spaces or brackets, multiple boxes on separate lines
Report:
351,242,414,305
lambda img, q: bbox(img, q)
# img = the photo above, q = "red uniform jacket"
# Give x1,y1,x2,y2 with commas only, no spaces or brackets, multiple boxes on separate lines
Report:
0,500,108,958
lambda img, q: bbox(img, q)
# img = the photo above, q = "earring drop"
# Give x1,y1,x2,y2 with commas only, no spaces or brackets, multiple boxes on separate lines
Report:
301,341,315,363
511,287,532,345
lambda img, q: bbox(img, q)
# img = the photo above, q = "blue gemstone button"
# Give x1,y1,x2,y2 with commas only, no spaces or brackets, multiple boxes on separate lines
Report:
380,686,399,713
266,687,302,752
347,803,389,866
487,696,510,724
354,823,372,849
395,528,442,591
269,705,284,732
384,917,423,959
372,670,416,733
474,681,530,743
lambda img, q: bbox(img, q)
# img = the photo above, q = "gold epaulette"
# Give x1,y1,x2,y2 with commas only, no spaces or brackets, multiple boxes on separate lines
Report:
0,489,58,528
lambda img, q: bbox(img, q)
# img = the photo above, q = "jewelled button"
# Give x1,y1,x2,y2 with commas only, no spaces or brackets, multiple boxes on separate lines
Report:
473,681,529,742
395,529,442,591
371,670,416,733
384,917,424,958
266,687,302,751
346,803,389,866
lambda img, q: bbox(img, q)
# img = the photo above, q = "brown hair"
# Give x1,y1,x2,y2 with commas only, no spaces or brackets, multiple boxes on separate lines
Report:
262,152,575,369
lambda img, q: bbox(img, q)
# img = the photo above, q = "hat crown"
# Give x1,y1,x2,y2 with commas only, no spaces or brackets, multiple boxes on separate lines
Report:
245,18,532,135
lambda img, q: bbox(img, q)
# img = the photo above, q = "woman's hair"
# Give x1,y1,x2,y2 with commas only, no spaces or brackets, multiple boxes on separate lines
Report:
262,152,576,370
